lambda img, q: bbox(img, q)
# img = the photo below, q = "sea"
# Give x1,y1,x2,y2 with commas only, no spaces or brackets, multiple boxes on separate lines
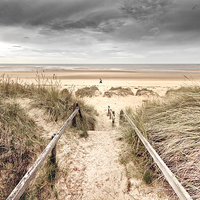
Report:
0,64,200,73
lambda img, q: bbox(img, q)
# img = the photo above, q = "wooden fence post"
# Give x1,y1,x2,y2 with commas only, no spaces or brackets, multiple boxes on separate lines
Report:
78,103,83,121
51,134,56,164
108,106,110,116
72,102,79,127
120,110,124,125
112,111,115,124
49,134,57,187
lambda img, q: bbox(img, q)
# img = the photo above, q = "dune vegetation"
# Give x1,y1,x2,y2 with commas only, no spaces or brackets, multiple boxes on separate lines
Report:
75,86,100,98
104,86,134,97
120,85,200,199
0,74,97,199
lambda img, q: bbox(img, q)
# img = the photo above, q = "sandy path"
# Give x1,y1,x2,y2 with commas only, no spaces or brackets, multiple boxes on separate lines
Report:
56,93,170,200
14,87,171,199
81,130,129,200
57,105,131,199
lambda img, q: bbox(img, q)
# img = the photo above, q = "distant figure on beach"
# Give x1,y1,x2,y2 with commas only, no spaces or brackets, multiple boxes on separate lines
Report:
99,78,102,83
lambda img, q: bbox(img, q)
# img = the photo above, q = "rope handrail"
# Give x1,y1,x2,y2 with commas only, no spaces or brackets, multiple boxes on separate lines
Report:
121,109,192,200
7,104,80,200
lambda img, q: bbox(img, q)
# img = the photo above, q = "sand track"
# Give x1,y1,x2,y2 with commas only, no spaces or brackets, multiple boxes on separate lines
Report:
15,91,170,199
56,95,170,200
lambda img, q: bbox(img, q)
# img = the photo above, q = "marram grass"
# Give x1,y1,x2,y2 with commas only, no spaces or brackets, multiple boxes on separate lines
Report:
120,86,200,199
0,74,97,199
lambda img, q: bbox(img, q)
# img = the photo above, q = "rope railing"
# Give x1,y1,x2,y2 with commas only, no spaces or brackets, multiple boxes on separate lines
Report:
120,109,192,200
7,102,80,200
107,106,115,124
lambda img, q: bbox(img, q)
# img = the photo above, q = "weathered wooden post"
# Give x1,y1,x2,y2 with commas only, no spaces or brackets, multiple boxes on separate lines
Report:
112,111,115,124
108,106,110,116
51,134,56,164
120,110,124,125
72,102,79,127
49,134,57,187
78,103,83,121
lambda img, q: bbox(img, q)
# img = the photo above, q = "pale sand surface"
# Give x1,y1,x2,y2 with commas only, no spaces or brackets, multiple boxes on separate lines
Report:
1,70,200,86
4,70,196,199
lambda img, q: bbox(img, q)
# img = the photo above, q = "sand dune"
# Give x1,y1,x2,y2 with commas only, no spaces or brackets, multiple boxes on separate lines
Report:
2,70,196,199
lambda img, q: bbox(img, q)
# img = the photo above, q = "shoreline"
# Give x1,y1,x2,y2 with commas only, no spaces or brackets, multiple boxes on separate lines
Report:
1,70,200,79
0,64,200,74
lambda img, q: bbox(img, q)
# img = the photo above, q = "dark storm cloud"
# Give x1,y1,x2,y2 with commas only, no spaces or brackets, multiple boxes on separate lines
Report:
41,17,125,34
1,0,199,35
50,20,97,30
1,0,200,64
118,0,200,44
0,0,103,26
161,6,200,33
119,0,174,21
0,0,125,35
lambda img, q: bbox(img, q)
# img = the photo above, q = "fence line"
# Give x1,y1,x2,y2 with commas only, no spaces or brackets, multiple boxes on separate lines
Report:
7,103,80,200
120,109,192,200
108,106,115,124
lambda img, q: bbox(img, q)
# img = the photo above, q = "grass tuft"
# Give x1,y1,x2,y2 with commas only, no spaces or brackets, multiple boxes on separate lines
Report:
120,86,200,198
143,170,152,184
0,74,97,199
79,129,89,138
0,100,45,199
136,88,158,97
75,86,100,98
104,87,133,98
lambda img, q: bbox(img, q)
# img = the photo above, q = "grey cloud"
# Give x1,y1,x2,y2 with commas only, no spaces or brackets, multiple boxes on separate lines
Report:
0,0,127,36
118,0,200,45
152,1,200,46
162,10,200,33
119,0,174,21
97,19,125,33
149,27,160,35
49,19,98,31
39,11,126,34
141,36,154,40
191,4,199,10
0,0,104,26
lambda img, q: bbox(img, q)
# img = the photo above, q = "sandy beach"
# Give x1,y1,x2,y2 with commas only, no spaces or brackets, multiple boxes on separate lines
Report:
1,70,200,103
1,70,200,86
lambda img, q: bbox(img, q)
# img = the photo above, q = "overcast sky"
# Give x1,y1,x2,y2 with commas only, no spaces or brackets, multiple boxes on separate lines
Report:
0,0,200,64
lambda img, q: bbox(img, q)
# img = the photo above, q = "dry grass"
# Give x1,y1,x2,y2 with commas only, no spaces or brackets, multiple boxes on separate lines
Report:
120,86,200,199
75,86,100,98
20,154,61,199
0,100,46,199
76,100,97,131
0,74,97,199
136,88,158,97
104,87,134,98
